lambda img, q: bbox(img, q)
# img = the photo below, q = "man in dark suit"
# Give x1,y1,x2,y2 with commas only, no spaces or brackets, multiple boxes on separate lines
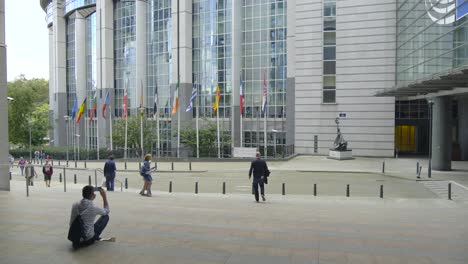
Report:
249,152,269,202
103,156,116,191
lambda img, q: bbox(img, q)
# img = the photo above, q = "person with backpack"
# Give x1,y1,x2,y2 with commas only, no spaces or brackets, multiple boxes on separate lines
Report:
68,185,114,249
139,154,154,197
103,155,116,191
42,161,53,187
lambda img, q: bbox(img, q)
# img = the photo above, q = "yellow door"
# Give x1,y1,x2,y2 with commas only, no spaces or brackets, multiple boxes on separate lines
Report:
395,125,416,153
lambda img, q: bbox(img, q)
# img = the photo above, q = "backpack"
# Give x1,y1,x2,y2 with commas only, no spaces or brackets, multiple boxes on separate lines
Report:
68,215,85,249
139,165,146,176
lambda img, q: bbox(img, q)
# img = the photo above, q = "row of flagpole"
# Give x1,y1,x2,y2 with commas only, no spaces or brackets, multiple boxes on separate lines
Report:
68,69,269,160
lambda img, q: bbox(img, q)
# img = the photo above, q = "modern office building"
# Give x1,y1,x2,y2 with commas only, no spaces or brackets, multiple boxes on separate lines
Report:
40,0,467,164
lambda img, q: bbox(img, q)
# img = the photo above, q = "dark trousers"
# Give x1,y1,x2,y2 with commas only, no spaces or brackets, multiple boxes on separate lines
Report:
106,176,115,191
81,215,110,247
252,177,265,201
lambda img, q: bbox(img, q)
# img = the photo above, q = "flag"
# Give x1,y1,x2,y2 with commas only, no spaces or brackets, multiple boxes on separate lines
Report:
89,92,98,124
186,83,197,112
75,98,87,124
122,85,128,120
164,100,169,114
172,82,179,115
139,81,144,116
102,91,110,119
71,97,78,121
240,74,245,116
153,89,158,115
262,71,267,114
213,83,221,113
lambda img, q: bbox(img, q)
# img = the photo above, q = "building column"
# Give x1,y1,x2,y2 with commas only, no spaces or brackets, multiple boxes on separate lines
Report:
75,12,87,148
97,0,114,150
432,96,452,171
136,0,147,107
286,0,296,148
231,1,241,148
171,0,192,156
0,0,9,191
48,26,55,146
458,97,468,161
52,1,67,147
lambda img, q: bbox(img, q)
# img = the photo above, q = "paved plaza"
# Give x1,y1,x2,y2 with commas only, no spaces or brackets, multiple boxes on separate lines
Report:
2,156,468,263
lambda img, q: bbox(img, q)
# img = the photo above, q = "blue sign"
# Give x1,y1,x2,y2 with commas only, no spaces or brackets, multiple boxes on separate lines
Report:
339,113,346,118
457,0,468,20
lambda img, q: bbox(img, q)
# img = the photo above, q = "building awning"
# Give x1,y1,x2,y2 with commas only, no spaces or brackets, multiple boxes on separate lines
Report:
376,66,468,97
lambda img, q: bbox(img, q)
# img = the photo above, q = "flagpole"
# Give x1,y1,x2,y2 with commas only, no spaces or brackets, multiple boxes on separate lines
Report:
264,105,267,159
177,78,180,159
196,82,199,159
85,101,89,161
97,99,100,160
124,114,128,160
240,114,243,148
140,108,144,159
217,107,220,159
109,105,113,151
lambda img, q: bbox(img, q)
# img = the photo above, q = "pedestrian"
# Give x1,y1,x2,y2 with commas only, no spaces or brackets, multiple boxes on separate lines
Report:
18,157,26,176
25,160,37,186
139,154,154,197
103,155,116,191
68,185,115,250
34,150,39,164
42,160,53,187
9,154,14,169
248,152,269,203
40,149,45,164
46,154,53,166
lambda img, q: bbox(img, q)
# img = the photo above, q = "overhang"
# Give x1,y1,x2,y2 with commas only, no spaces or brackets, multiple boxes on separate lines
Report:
376,66,468,97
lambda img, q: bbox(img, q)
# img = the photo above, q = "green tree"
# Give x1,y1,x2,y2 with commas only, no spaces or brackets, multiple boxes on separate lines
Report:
112,115,154,153
8,76,50,147
179,119,231,157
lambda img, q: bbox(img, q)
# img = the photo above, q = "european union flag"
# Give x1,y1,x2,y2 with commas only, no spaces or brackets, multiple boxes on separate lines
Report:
457,0,468,20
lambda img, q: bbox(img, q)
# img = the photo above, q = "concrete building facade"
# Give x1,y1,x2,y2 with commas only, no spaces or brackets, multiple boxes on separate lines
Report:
40,0,467,163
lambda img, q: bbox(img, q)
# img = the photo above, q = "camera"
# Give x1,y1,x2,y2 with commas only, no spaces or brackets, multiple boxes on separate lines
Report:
93,187,102,192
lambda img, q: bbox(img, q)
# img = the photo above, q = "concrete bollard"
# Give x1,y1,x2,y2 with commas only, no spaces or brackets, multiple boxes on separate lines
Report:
169,181,172,193
59,173,62,183
282,183,286,195
74,174,77,184
195,182,198,194
222,182,226,195
346,184,350,197
314,183,317,196
380,185,383,199
125,178,128,189
448,183,452,200
88,175,91,185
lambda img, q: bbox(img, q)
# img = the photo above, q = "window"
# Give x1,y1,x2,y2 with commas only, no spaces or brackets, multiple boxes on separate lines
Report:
323,0,336,103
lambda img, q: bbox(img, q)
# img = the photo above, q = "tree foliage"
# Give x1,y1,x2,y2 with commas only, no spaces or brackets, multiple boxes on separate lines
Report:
112,116,154,152
8,76,50,147
179,119,231,157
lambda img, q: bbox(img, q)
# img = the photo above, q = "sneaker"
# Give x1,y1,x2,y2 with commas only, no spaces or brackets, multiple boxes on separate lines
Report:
139,191,145,196
99,237,116,242
146,193,152,197
262,195,266,202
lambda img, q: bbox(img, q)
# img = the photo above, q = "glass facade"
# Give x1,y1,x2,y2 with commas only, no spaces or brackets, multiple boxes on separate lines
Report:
64,0,97,15
86,12,97,149
242,0,287,149
66,15,77,148
397,0,468,87
114,0,136,118
323,0,336,104
147,0,172,153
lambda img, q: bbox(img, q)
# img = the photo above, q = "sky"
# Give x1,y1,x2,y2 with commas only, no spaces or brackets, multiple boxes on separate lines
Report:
5,1,49,81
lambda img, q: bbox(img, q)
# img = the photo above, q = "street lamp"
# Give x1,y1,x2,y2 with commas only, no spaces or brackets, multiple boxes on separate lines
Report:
64,115,70,162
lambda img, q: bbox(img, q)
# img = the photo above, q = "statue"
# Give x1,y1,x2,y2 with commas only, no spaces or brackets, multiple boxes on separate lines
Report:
333,118,348,151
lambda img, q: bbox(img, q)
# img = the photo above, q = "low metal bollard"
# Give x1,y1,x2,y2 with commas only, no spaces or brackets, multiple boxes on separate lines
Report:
58,160,61,166
346,184,350,197
417,166,422,179
448,183,452,200
84,161,87,168
222,182,226,194
139,162,141,170
169,181,172,193
9,172,11,180
380,185,383,198
66,160,69,167
59,173,62,183
195,182,198,194
63,168,66,192
75,160,77,168
172,162,174,171
74,174,77,184
26,177,29,197
382,161,385,174
314,183,317,196
189,162,192,171
94,170,97,187
416,162,420,175
125,161,127,170
428,162,432,178
88,175,91,185
282,183,286,195
125,178,128,189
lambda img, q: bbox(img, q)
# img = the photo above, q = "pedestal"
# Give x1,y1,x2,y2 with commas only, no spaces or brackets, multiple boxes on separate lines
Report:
328,150,353,160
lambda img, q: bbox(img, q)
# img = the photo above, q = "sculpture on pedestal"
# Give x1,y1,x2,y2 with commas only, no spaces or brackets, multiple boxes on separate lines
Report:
333,118,348,151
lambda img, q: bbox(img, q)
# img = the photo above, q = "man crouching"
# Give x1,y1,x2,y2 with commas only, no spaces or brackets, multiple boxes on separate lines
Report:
69,185,114,249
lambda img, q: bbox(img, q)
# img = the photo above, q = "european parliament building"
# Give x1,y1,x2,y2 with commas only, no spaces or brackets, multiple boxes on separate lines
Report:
41,0,468,169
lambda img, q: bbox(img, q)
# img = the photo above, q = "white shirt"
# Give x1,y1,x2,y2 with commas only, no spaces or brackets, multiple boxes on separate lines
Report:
69,199,109,240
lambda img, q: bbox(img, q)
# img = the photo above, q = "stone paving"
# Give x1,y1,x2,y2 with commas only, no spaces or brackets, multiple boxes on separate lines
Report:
1,180,468,264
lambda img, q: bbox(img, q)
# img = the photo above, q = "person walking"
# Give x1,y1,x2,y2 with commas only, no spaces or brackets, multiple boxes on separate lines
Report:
139,154,154,197
9,154,14,169
25,160,37,186
18,157,26,176
103,156,116,191
68,185,114,249
248,152,269,203
42,161,53,187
